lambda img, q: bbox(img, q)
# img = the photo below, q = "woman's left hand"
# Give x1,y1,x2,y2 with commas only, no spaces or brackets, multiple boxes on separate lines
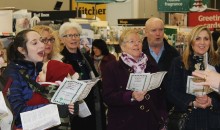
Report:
195,95,212,109
68,103,74,114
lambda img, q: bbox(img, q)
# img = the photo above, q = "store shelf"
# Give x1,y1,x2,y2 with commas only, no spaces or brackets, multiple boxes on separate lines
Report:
0,32,15,37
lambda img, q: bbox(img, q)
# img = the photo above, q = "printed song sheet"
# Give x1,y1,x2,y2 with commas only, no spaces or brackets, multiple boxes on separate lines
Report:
20,104,60,130
78,78,100,101
186,76,213,96
51,78,99,104
51,78,87,104
126,71,167,91
0,92,8,118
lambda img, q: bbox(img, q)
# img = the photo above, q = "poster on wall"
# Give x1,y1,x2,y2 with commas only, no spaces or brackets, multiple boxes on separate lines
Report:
164,27,177,46
169,13,187,26
188,11,220,31
72,0,107,20
158,0,209,12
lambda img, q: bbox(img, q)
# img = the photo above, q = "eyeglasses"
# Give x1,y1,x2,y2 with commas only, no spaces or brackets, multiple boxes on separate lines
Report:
40,37,55,44
125,40,142,45
63,34,80,38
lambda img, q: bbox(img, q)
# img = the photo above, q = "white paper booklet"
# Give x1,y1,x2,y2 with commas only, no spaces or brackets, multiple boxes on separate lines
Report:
77,78,100,101
20,104,61,130
51,78,100,104
78,100,91,118
51,78,87,104
126,71,167,91
0,92,8,119
186,76,213,96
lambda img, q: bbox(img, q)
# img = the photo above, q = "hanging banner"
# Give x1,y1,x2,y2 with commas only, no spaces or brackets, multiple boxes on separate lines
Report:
158,0,209,12
158,0,190,12
75,0,114,2
188,11,220,30
72,0,107,20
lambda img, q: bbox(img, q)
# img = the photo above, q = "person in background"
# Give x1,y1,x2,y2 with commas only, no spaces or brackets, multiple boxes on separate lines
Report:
3,29,74,129
211,29,220,51
91,39,116,77
216,36,220,55
59,22,103,130
142,17,180,111
166,25,220,130
32,25,63,62
102,29,167,130
91,39,117,130
80,38,91,54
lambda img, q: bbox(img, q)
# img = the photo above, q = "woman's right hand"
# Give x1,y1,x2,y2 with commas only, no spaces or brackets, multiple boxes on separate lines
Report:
132,91,147,102
194,95,212,109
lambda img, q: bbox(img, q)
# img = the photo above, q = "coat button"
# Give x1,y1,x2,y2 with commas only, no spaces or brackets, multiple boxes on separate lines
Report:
140,105,145,110
146,109,150,112
145,94,150,100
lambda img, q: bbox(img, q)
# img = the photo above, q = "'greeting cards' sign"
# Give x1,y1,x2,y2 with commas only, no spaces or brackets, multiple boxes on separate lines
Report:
188,11,220,30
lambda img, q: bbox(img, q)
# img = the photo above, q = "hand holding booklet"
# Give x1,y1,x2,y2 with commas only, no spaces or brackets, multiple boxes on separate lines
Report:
186,76,213,96
51,77,100,105
126,71,167,91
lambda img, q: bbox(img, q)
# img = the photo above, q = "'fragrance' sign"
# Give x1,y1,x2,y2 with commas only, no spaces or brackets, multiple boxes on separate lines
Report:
158,0,190,12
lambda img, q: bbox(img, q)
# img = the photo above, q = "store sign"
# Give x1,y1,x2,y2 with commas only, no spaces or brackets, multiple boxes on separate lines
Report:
32,11,78,21
158,0,209,12
164,27,177,46
118,18,148,26
72,0,107,20
158,0,190,12
75,0,114,3
188,11,220,30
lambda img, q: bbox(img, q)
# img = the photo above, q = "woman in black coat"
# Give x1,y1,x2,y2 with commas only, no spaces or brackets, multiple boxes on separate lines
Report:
167,25,220,130
59,21,104,130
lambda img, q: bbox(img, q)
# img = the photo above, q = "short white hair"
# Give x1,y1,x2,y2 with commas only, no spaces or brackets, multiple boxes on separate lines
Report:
59,22,82,37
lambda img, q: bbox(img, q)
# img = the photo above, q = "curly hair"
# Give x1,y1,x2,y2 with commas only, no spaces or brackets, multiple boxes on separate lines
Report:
32,25,62,61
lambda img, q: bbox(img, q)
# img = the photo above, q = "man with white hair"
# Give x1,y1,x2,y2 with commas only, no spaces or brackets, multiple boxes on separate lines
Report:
142,17,180,113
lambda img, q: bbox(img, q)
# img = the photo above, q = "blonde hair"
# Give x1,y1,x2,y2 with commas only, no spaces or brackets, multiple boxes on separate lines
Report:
182,25,219,70
32,25,63,61
119,29,142,45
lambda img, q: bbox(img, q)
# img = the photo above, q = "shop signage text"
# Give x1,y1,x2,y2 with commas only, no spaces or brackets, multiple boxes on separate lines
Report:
188,11,220,30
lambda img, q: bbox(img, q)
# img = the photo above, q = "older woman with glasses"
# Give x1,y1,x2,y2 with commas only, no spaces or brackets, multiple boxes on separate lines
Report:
59,21,105,130
102,29,167,130
32,25,63,62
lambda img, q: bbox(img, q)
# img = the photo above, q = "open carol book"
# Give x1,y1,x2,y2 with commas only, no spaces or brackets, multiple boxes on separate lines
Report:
186,76,214,96
126,71,167,91
51,77,100,105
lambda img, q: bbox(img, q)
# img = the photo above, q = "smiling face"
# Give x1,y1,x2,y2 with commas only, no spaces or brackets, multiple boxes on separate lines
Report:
18,31,45,64
61,28,80,53
120,32,142,61
191,30,211,56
